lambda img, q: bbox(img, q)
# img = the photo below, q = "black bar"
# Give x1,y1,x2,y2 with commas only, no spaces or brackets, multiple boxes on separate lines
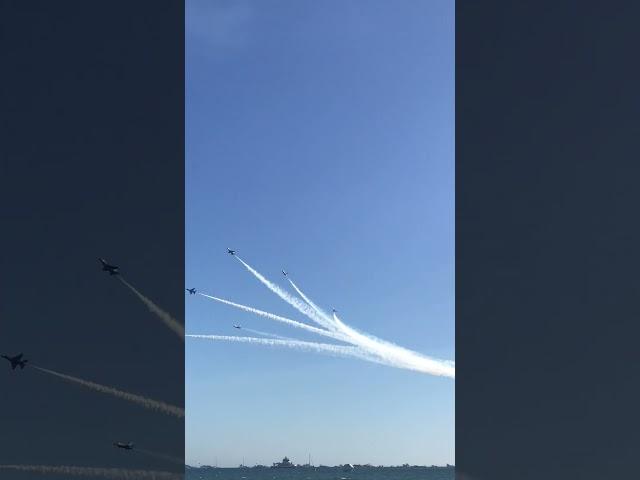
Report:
1,0,184,474
457,2,640,478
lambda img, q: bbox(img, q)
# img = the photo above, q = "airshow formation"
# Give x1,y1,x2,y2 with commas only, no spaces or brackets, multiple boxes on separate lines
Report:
2,249,452,478
188,249,455,379
1,258,184,479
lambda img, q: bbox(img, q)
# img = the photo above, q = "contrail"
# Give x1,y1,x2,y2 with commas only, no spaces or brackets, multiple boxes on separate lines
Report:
263,266,455,378
234,256,337,331
32,366,184,418
197,292,349,343
186,335,387,365
0,465,182,480
118,277,184,340
227,254,455,378
136,449,184,466
287,277,337,327
241,327,292,341
331,312,455,378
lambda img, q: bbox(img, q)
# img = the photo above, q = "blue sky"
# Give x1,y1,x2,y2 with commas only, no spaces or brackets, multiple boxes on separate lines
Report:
186,0,454,467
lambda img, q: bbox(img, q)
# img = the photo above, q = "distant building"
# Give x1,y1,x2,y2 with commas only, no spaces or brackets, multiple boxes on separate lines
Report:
272,457,295,468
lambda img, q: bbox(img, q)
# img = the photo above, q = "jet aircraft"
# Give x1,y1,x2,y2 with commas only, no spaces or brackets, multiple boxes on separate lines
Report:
233,325,242,329
227,248,236,255
113,442,134,450
186,288,197,295
99,258,119,275
282,270,288,276
1,353,28,370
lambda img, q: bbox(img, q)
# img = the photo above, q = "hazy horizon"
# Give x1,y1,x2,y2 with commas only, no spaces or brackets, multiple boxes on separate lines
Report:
186,462,455,468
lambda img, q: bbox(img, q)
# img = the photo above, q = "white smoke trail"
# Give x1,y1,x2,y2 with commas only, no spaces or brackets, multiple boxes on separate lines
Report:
233,257,453,377
287,277,337,328
225,254,455,378
261,265,455,378
186,335,387,365
0,465,182,480
331,312,455,378
197,292,349,343
234,256,337,331
118,277,184,340
241,327,292,341
32,366,184,418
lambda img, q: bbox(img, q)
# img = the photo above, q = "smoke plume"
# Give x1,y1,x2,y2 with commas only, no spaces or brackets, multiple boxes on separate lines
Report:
118,277,184,340
197,292,349,342
32,366,184,418
0,465,182,480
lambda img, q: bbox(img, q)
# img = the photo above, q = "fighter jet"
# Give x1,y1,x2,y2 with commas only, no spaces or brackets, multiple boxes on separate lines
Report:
113,442,134,450
186,288,197,295
282,270,288,277
233,325,242,329
99,258,120,275
332,308,338,314
1,353,28,370
227,248,236,255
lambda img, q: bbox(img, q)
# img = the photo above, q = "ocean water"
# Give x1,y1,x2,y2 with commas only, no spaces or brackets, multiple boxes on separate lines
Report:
185,467,454,480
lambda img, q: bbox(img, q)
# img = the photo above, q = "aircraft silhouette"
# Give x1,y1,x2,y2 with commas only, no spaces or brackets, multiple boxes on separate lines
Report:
113,442,134,450
2,353,28,370
99,258,119,275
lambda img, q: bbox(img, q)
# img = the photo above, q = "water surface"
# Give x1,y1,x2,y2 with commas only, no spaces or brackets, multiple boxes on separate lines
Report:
186,466,454,480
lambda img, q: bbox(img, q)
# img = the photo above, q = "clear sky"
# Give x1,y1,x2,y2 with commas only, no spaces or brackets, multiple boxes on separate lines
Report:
186,0,454,468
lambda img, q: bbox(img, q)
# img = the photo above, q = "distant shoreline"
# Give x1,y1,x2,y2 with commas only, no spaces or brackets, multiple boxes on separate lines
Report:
186,465,455,470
